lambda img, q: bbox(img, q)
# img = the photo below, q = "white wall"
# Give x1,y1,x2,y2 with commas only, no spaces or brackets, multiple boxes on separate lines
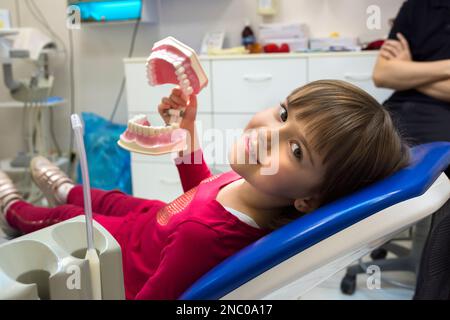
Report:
0,0,404,160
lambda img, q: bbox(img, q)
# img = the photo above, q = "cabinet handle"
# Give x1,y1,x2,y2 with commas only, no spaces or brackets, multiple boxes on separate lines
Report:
243,74,273,82
160,178,179,185
344,73,371,81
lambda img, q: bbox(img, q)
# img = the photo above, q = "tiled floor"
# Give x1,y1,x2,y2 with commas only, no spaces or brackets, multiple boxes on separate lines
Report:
299,268,415,300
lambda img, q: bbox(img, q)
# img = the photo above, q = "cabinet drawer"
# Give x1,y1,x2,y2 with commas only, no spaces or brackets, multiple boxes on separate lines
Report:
308,55,393,103
212,58,308,113
129,113,214,164
125,60,212,113
131,162,182,202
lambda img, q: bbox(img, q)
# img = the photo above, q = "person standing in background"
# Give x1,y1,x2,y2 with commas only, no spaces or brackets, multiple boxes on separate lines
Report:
373,0,450,177
372,0,450,299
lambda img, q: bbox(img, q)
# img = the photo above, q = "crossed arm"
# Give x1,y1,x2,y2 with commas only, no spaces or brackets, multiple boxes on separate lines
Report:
372,33,450,102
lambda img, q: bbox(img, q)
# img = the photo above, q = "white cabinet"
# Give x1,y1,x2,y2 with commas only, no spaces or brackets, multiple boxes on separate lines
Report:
131,162,182,202
212,58,308,113
124,52,389,199
308,55,393,103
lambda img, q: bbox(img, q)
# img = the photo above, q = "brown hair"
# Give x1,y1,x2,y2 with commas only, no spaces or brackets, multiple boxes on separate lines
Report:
270,80,410,229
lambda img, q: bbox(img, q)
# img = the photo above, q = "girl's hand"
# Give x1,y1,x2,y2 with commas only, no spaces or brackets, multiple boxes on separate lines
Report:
158,87,198,129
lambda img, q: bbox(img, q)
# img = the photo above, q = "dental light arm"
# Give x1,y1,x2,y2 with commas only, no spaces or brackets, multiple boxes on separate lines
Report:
0,28,56,102
2,63,21,93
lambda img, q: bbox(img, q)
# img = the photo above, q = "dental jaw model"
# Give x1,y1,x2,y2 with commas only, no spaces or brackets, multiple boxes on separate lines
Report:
118,37,208,155
119,115,186,155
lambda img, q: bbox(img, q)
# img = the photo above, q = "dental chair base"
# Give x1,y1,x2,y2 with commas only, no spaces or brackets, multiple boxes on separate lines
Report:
341,212,435,295
0,216,125,300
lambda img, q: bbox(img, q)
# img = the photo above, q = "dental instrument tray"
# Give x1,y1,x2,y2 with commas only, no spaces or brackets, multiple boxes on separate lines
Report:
0,216,125,300
118,36,208,156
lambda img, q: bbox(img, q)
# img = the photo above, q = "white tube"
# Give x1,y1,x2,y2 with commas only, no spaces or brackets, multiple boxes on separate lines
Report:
70,114,102,300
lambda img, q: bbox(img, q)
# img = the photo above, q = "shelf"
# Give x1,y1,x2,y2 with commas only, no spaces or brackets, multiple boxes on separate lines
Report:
0,97,66,109
123,50,380,64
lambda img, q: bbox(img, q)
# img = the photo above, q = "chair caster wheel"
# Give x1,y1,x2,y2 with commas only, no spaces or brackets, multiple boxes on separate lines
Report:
370,248,388,260
340,274,356,295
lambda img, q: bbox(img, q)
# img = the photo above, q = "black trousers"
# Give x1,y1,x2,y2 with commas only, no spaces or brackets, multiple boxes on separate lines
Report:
384,100,450,177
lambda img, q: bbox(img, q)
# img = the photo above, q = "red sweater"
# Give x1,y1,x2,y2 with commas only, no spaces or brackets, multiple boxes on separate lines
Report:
114,150,269,299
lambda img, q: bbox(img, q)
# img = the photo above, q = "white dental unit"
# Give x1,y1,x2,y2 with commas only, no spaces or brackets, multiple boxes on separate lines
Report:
0,28,67,212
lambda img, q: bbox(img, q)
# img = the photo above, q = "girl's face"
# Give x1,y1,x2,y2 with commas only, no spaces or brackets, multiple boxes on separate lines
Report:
228,102,326,211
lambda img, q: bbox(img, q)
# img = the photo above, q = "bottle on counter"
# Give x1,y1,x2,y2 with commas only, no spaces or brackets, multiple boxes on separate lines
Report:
241,20,256,50
241,20,263,53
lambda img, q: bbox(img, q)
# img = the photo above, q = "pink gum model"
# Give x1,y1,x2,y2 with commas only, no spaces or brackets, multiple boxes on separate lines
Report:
118,114,187,155
146,36,208,96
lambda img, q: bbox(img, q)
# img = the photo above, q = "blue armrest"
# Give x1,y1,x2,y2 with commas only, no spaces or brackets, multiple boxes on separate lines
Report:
181,142,450,300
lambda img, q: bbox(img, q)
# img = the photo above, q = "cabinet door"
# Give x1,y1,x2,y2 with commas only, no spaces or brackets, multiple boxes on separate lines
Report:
212,58,308,113
125,60,212,113
308,55,393,103
131,162,182,202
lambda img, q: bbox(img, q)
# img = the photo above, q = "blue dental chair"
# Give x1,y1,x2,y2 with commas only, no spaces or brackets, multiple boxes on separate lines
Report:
181,142,450,300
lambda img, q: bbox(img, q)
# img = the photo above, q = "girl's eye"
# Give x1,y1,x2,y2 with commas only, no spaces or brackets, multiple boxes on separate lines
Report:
279,104,288,122
291,142,303,160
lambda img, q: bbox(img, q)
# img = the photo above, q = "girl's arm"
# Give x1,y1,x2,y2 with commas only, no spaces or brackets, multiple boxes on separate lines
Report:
175,147,212,192
159,89,212,192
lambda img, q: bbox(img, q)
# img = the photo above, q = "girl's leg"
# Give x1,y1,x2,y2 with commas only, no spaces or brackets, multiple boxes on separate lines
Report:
67,186,156,217
30,156,157,218
6,200,86,234
5,200,125,236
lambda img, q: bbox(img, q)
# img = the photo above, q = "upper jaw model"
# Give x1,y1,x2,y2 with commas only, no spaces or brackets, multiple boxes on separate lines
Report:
146,36,208,97
118,37,208,156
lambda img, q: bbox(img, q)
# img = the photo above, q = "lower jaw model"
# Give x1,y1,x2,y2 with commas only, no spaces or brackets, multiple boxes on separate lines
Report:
118,114,187,155
118,36,207,156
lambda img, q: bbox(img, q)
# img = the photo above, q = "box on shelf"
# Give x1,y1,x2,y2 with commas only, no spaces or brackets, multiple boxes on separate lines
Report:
309,37,361,51
258,22,309,40
258,22,309,52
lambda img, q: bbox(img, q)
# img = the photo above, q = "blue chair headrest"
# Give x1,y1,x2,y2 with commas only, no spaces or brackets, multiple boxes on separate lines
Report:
181,142,450,300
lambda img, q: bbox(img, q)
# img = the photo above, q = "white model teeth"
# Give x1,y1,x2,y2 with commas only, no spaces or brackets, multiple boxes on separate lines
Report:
175,66,185,75
128,118,180,136
185,86,193,95
147,48,195,96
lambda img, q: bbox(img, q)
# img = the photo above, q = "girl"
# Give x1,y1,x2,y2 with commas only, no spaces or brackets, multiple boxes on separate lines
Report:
0,80,410,299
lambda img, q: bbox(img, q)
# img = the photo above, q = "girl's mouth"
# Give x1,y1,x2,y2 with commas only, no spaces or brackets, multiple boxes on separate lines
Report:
244,132,259,165
244,135,250,154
